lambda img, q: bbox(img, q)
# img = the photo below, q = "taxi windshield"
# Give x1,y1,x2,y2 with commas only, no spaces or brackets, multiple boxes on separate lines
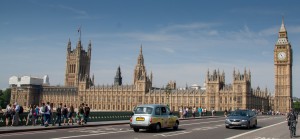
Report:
134,107,153,114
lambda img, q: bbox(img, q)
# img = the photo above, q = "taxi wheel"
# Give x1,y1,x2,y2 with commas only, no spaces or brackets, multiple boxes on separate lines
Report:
133,128,139,132
154,123,161,132
173,121,179,130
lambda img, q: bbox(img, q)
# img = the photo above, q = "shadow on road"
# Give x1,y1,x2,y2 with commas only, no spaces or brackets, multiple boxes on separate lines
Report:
226,126,263,130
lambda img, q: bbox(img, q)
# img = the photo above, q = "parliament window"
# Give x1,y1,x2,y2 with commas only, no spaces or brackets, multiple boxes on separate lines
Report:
128,97,131,102
177,98,180,104
156,96,159,103
210,97,215,104
201,97,205,104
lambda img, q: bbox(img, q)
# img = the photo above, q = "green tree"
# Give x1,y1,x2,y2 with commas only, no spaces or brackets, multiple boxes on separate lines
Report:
0,88,11,108
293,101,300,112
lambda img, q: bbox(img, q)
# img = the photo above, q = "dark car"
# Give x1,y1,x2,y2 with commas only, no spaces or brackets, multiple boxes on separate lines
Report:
225,109,257,129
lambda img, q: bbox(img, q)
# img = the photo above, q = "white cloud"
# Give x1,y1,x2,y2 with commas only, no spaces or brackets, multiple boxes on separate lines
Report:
119,32,183,42
259,26,278,36
160,22,219,33
56,4,100,19
58,5,87,16
289,26,300,34
162,47,175,53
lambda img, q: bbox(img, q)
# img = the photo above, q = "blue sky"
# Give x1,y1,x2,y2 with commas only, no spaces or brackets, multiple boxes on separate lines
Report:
1,0,300,97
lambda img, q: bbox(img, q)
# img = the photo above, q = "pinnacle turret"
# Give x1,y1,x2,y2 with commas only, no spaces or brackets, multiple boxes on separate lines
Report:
279,16,287,33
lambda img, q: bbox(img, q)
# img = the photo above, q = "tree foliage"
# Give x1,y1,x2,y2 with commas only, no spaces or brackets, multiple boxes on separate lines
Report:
0,88,11,109
293,101,300,113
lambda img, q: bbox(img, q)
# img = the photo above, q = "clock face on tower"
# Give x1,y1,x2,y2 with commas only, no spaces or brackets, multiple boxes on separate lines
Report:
277,51,286,60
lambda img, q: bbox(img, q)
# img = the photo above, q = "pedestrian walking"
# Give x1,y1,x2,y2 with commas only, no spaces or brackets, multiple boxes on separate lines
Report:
32,105,38,126
68,105,74,125
5,104,12,126
84,104,90,124
203,108,207,116
43,102,51,127
12,102,20,126
198,107,202,118
185,107,189,118
25,104,34,126
183,107,187,118
54,103,62,126
192,106,196,118
62,104,68,125
212,108,215,116
77,103,85,125
50,103,54,126
11,105,16,126
39,103,45,126
179,107,183,119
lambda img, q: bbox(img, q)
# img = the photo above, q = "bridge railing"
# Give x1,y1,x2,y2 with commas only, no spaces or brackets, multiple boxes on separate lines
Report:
0,111,225,126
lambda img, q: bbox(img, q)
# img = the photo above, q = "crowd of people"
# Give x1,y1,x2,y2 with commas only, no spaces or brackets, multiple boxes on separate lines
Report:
3,102,90,127
178,106,215,118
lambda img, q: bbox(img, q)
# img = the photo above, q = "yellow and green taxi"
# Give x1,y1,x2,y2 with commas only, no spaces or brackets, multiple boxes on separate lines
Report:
130,104,179,132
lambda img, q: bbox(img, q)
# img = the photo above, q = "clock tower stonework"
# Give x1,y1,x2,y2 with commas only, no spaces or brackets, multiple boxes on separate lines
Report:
274,18,293,113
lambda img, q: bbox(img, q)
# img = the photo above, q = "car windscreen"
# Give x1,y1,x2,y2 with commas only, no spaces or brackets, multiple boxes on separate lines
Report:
230,110,248,116
134,107,153,114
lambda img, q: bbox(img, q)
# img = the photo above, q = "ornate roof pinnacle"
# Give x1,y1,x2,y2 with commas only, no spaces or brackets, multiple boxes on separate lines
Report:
280,16,287,32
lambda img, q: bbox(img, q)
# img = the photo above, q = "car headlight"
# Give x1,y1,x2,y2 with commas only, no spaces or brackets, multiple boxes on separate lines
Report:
241,120,248,122
225,119,230,122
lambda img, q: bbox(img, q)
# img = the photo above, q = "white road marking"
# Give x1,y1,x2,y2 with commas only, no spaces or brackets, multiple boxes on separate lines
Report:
153,131,191,137
193,124,223,131
50,130,131,139
225,121,286,139
0,130,56,137
253,137,279,139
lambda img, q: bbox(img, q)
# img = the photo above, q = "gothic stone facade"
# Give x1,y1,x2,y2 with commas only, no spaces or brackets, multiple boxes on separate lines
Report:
11,41,270,111
11,20,293,113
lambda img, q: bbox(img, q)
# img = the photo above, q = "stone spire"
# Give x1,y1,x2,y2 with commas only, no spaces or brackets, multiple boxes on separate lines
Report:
114,66,122,86
133,45,147,85
88,40,92,56
67,38,71,53
276,16,289,45
137,45,144,65
280,16,287,33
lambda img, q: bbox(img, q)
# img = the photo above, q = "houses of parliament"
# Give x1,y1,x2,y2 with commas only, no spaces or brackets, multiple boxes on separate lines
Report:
9,19,293,113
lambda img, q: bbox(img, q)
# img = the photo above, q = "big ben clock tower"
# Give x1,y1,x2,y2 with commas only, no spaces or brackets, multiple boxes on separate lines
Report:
274,17,293,113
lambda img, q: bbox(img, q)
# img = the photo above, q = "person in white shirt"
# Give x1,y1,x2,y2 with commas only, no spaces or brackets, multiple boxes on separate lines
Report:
5,104,12,126
12,102,20,126
44,102,51,127
40,103,46,126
